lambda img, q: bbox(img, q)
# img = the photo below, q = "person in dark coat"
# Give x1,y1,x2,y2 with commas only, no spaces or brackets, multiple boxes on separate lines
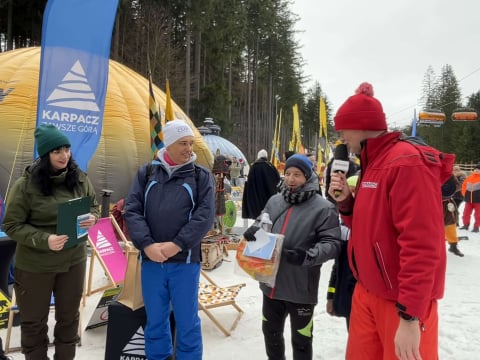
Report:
442,175,464,256
326,175,359,330
241,149,280,220
452,165,466,212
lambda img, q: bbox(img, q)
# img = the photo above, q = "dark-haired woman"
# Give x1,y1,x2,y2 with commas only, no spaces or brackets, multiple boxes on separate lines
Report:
3,124,99,360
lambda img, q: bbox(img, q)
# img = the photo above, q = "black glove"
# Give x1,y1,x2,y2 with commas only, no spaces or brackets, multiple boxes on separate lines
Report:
284,248,306,265
243,225,260,241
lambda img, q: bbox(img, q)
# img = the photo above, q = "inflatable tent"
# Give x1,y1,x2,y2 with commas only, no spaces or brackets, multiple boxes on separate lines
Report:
203,135,248,164
0,47,213,203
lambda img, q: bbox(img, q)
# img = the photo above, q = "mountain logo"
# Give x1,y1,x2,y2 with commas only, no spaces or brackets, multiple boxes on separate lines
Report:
46,60,100,111
95,230,112,249
120,326,146,359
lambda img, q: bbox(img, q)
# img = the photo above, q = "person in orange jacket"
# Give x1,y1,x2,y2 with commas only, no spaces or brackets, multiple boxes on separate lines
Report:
460,164,480,232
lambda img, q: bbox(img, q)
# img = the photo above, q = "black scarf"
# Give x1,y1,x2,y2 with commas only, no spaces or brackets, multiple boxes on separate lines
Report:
280,183,316,205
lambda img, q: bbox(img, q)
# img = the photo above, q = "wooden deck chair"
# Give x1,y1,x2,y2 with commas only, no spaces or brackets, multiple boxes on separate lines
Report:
198,270,246,336
4,290,83,354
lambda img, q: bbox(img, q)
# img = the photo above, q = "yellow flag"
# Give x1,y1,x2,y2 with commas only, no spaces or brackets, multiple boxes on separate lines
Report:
165,79,174,122
271,108,283,167
292,104,302,152
319,97,327,137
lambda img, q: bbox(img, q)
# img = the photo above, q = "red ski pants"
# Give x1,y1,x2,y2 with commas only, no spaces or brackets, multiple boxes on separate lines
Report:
462,202,480,227
346,282,438,360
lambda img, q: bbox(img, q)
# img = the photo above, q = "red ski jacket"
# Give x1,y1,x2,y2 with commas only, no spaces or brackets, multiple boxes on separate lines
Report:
341,132,454,319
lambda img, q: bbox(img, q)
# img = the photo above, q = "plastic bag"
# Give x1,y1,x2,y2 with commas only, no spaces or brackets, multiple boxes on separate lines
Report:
235,234,284,287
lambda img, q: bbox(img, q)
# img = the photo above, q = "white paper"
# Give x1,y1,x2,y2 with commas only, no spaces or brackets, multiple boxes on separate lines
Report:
245,228,270,252
243,231,277,260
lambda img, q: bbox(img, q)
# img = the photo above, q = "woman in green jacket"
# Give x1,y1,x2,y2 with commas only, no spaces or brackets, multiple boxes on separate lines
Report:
2,124,99,360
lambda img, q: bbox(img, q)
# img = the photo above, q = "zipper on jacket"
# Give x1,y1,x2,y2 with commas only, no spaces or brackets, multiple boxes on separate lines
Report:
373,242,393,290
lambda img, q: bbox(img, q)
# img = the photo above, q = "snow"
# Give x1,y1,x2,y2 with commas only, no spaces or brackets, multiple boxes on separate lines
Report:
2,207,480,359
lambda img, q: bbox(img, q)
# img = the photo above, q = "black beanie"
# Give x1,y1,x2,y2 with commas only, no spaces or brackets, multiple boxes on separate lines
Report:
35,124,71,157
285,154,313,179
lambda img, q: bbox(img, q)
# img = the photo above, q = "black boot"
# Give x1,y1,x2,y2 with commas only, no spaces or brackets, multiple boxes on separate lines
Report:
472,227,479,233
460,225,469,230
448,243,464,257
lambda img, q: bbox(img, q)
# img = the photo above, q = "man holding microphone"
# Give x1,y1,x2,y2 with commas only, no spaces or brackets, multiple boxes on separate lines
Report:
328,83,454,360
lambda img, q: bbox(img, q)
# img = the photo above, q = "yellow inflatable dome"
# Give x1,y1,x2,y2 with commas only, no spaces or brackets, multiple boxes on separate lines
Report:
0,47,213,202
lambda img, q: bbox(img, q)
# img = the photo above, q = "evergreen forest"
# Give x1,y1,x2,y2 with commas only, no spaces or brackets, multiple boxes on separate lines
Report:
1,0,480,163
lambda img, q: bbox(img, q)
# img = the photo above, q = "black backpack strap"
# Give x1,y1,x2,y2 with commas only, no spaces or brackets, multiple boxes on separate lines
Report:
144,159,161,184
398,133,428,147
398,133,444,164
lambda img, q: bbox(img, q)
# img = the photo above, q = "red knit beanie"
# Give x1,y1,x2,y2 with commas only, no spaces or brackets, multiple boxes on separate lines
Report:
334,82,387,131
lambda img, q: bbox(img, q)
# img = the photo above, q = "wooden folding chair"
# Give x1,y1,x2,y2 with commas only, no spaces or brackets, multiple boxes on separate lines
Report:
198,270,245,336
4,290,83,354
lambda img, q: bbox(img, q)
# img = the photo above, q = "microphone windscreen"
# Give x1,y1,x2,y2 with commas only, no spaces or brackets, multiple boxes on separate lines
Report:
334,143,349,161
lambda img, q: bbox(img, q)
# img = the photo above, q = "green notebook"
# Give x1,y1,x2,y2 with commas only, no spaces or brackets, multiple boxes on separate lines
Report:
57,197,91,249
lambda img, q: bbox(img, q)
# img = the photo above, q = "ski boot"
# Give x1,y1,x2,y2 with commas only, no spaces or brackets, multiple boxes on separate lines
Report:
448,243,464,257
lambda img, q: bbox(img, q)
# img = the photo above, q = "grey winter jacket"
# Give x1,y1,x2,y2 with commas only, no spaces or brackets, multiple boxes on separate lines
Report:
258,175,341,304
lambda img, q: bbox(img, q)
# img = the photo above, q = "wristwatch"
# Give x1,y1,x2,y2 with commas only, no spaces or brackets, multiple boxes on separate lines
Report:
398,310,419,321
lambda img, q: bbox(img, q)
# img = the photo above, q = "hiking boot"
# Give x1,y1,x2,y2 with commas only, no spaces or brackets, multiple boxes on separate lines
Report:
448,243,464,257
472,227,479,233
459,225,469,230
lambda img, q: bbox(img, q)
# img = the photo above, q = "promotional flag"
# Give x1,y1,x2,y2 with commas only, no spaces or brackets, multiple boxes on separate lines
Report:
319,97,328,138
290,104,302,153
318,97,329,172
36,0,119,171
149,75,163,157
270,108,282,166
411,109,418,137
165,79,174,122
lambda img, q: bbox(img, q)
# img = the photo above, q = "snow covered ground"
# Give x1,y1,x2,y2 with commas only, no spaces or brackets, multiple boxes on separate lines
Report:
2,205,480,359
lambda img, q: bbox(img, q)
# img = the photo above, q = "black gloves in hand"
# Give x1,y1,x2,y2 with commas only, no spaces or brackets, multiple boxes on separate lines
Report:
243,225,260,241
284,248,306,265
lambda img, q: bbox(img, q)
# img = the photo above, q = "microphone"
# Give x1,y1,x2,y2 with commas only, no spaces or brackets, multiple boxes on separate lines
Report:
331,144,350,198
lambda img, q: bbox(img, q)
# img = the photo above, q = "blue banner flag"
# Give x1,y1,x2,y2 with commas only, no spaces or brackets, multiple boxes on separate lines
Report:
411,109,417,137
36,0,119,171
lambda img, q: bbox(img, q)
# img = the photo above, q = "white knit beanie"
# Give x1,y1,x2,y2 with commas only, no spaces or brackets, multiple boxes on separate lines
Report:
163,119,194,147
257,149,268,159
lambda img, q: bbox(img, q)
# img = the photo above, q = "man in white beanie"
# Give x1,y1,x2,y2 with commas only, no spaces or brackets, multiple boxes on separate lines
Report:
125,119,215,360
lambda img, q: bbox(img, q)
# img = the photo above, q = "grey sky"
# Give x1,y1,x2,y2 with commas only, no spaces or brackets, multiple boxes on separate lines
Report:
291,0,480,128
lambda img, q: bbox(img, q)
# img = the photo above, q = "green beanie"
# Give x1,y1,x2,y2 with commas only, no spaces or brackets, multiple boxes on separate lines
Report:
35,124,71,157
